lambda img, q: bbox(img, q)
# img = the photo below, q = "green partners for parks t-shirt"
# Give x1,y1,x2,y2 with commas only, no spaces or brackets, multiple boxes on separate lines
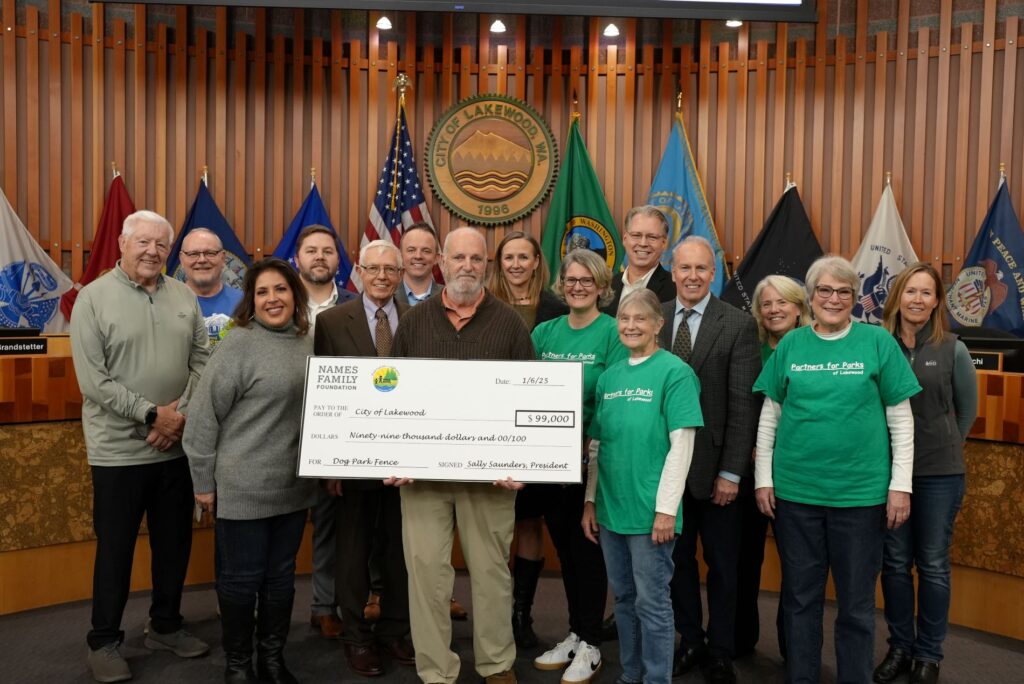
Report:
532,313,628,430
753,323,921,507
589,349,704,535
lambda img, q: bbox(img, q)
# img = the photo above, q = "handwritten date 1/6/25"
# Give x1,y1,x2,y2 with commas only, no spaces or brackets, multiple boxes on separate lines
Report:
495,376,550,385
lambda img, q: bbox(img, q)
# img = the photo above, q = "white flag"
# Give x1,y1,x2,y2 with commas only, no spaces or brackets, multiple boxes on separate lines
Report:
851,185,918,324
0,187,73,332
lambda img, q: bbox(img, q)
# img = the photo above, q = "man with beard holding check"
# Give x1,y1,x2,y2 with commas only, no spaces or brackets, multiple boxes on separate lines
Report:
387,227,535,684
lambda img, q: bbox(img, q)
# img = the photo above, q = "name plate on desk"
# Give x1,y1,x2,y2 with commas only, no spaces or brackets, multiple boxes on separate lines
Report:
298,357,583,483
969,350,1003,371
0,337,47,355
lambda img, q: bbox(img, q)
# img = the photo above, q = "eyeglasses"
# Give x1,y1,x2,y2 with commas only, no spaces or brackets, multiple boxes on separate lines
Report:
181,249,223,259
814,285,855,301
361,265,401,277
626,231,666,244
563,276,596,289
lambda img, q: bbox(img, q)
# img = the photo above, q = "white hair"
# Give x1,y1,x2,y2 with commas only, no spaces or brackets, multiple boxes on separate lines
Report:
442,227,485,255
359,239,402,268
122,210,174,243
672,235,715,265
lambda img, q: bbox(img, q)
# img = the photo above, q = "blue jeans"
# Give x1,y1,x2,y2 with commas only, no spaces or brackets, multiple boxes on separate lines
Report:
599,526,676,684
881,474,965,663
215,509,307,608
773,499,886,684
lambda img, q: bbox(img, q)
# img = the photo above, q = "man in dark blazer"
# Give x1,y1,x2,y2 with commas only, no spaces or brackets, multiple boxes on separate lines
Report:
600,205,677,316
314,239,415,677
394,222,442,306
658,236,762,684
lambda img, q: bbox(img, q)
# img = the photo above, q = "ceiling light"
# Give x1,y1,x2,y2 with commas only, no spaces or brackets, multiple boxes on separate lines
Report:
376,15,392,31
725,19,743,28
603,23,620,38
490,19,506,34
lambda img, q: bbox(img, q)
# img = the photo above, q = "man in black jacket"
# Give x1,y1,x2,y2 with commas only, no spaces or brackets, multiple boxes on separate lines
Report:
601,205,676,316
659,236,762,684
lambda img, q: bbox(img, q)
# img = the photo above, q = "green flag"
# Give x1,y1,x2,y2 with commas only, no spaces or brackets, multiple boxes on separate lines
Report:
541,114,622,286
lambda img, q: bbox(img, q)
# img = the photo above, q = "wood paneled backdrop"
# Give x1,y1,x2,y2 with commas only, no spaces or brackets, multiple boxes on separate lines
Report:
0,0,1022,280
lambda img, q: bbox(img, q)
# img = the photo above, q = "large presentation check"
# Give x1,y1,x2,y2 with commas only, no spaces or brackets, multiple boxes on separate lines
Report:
298,357,583,483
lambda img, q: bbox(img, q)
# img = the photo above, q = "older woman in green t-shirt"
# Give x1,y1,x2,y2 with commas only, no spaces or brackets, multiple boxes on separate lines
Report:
752,256,920,684
583,289,703,684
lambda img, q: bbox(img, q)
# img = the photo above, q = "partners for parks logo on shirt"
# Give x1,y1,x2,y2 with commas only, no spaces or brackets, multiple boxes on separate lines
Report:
789,360,866,376
602,386,655,403
540,350,597,364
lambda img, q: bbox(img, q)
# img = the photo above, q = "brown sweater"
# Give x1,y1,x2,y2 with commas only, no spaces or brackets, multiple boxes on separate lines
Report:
392,289,535,361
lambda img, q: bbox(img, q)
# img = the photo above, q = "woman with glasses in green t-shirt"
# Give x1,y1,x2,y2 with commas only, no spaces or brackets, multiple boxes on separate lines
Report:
584,288,703,684
752,256,921,684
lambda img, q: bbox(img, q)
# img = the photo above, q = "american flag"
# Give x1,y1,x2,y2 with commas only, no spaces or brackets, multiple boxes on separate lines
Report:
353,103,433,291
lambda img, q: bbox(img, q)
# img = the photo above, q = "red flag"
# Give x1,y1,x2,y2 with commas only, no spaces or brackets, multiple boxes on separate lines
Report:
60,174,136,319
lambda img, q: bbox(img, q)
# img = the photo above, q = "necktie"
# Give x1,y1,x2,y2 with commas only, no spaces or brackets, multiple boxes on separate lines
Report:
672,308,695,362
375,308,393,357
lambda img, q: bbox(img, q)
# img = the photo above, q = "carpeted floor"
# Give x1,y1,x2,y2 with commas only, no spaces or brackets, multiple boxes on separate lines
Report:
2,573,1022,683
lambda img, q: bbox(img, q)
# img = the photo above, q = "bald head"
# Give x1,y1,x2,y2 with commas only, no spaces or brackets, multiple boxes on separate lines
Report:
442,227,487,304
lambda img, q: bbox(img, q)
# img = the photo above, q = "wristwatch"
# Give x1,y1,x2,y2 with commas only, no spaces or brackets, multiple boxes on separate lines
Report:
145,407,158,426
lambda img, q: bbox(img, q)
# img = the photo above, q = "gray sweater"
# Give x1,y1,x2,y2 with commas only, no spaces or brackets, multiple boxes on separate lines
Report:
183,319,317,520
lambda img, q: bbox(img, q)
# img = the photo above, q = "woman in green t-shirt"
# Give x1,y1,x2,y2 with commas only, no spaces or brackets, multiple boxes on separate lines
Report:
752,256,920,684
529,249,626,682
584,289,703,684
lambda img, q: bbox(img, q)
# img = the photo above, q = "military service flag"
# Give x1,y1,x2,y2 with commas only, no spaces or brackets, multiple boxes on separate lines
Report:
851,184,918,324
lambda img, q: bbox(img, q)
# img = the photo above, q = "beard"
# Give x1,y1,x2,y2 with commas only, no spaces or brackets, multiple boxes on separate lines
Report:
445,272,484,301
300,265,335,285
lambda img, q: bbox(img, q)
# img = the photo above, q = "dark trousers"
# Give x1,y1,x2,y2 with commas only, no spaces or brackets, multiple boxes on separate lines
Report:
335,486,410,645
774,498,885,684
215,509,307,607
734,492,769,654
542,482,607,645
670,490,742,658
88,458,194,650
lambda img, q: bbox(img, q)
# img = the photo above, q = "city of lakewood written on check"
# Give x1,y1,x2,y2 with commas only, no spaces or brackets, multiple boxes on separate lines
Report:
297,357,583,484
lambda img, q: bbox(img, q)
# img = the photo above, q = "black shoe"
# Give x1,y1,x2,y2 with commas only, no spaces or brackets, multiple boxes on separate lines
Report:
511,556,544,649
673,644,709,678
910,661,940,684
600,614,618,642
703,657,736,684
256,595,298,684
873,648,912,684
220,598,258,683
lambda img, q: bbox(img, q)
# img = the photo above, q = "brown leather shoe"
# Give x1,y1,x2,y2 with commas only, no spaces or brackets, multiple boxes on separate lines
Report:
310,612,344,639
485,669,517,684
380,637,416,666
344,643,384,677
450,597,469,621
363,593,382,623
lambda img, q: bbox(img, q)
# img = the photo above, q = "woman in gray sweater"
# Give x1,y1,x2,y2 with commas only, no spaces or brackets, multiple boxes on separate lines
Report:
183,258,317,684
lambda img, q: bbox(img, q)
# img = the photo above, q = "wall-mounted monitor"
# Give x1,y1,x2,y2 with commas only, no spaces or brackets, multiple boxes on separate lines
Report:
92,1,818,24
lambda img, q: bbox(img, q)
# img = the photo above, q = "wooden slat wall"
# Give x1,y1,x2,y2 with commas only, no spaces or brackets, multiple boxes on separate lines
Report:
1,1,1023,278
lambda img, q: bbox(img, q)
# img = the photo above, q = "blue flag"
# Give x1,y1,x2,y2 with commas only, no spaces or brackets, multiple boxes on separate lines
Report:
647,113,728,295
272,184,355,292
947,181,1024,336
167,180,250,288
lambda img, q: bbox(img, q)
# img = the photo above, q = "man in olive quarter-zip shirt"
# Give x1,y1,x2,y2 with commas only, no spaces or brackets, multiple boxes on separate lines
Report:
71,209,210,684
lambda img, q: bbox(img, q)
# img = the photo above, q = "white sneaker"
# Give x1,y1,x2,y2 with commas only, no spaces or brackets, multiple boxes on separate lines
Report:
534,632,580,671
561,641,602,684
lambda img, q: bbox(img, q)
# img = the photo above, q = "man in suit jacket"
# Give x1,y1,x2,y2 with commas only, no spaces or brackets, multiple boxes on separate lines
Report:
658,236,762,684
601,205,677,316
394,222,442,306
314,239,415,677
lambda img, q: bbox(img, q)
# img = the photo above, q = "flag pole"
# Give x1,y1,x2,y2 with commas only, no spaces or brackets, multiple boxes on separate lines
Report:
310,167,317,190
885,170,892,187
201,165,209,187
784,171,795,192
111,161,120,179
389,73,410,212
999,161,1006,187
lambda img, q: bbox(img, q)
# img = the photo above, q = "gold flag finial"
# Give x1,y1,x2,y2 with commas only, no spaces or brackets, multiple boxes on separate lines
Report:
676,90,683,113
201,165,209,186
111,160,119,179
1000,161,1007,179
394,72,411,95
311,167,317,184
886,171,892,187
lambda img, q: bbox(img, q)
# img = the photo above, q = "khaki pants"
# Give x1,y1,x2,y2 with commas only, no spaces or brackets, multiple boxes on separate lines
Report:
400,482,517,683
